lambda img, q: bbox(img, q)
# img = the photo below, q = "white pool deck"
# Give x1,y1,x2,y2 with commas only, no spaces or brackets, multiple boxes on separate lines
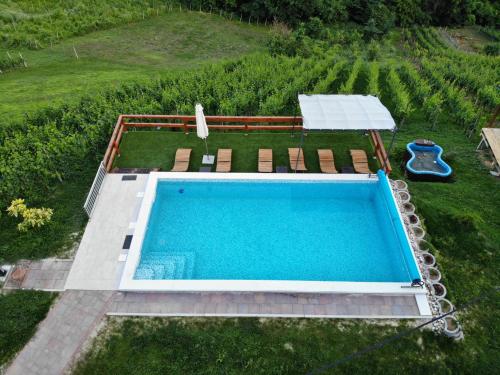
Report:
65,172,432,317
65,174,148,290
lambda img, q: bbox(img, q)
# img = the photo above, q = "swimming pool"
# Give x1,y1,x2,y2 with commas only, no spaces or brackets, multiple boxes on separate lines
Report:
120,171,422,294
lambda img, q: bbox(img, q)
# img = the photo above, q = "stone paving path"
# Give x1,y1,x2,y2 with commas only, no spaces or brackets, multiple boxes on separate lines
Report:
108,292,420,318
4,259,72,291
4,290,421,375
6,290,114,375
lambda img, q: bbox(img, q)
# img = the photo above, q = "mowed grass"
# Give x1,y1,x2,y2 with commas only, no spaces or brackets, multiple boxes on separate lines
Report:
114,131,379,172
0,291,56,365
0,10,269,122
73,316,497,375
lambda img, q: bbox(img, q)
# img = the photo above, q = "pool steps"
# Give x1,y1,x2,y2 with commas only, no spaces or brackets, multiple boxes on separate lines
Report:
135,252,195,279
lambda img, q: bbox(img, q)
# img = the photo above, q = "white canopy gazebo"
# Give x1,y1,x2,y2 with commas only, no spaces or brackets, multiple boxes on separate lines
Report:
296,94,397,173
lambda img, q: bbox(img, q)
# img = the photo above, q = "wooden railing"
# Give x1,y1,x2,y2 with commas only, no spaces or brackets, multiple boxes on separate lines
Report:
369,130,392,175
103,114,393,175
102,115,302,171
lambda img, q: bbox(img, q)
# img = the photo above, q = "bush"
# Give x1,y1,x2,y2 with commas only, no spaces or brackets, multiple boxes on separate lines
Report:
7,199,53,232
0,53,25,73
483,43,499,56
303,17,326,39
367,40,380,60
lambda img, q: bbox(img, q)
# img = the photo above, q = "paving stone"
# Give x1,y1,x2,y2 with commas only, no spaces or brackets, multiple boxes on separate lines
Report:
192,303,205,314
6,291,113,375
314,305,328,315
346,304,361,315
303,305,316,315
275,294,298,304
247,304,261,314
278,304,294,314
210,294,224,303
203,303,217,314
292,304,304,315
307,297,320,305
326,304,339,315
254,294,266,304
297,296,309,304
29,261,43,270
215,303,230,314
335,304,350,315
260,304,274,314
318,295,333,304
237,303,250,314
391,305,407,315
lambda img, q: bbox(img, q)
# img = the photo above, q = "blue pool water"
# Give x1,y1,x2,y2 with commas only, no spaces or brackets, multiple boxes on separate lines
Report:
134,177,418,282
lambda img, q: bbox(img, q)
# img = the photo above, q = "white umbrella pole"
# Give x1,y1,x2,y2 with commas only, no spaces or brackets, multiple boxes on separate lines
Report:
204,138,209,156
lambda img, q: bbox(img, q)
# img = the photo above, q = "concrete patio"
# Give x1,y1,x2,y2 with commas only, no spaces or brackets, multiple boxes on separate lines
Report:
64,174,147,290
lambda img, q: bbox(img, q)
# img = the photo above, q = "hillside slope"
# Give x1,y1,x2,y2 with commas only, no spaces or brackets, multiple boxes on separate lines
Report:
0,10,269,122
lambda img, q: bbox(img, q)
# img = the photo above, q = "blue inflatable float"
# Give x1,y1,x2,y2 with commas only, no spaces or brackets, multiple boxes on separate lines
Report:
405,140,452,181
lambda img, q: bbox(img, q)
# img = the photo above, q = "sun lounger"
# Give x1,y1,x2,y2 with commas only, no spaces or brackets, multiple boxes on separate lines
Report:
258,149,273,173
350,149,373,174
318,149,338,173
216,149,232,172
171,148,191,172
288,148,307,172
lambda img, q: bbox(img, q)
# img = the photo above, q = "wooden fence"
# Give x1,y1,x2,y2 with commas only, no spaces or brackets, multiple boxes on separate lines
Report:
103,114,392,174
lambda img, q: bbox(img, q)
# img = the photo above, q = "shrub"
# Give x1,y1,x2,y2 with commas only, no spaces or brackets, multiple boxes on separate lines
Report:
6,199,27,218
367,40,380,60
483,43,499,56
303,17,325,39
7,199,53,232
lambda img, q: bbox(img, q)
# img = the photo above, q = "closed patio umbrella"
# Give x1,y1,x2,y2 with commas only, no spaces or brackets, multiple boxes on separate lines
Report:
196,103,214,164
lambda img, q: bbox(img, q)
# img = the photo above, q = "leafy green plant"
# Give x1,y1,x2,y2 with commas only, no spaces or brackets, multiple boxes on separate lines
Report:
366,62,380,97
0,52,25,72
385,66,413,123
482,43,499,56
0,0,162,49
6,198,27,217
339,57,363,94
7,199,53,232
367,40,381,60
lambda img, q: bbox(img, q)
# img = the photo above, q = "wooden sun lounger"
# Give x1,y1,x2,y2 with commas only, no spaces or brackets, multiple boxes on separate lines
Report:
216,149,232,172
350,149,373,174
288,148,307,172
171,148,191,172
258,149,273,173
318,149,338,174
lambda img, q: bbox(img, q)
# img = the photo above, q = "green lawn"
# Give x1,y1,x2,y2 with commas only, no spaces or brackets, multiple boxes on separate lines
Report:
114,131,379,172
73,315,497,375
0,160,97,262
0,291,56,366
0,10,269,122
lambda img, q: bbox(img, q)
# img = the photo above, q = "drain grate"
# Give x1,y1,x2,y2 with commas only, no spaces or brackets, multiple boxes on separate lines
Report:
122,235,133,249
122,175,137,181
